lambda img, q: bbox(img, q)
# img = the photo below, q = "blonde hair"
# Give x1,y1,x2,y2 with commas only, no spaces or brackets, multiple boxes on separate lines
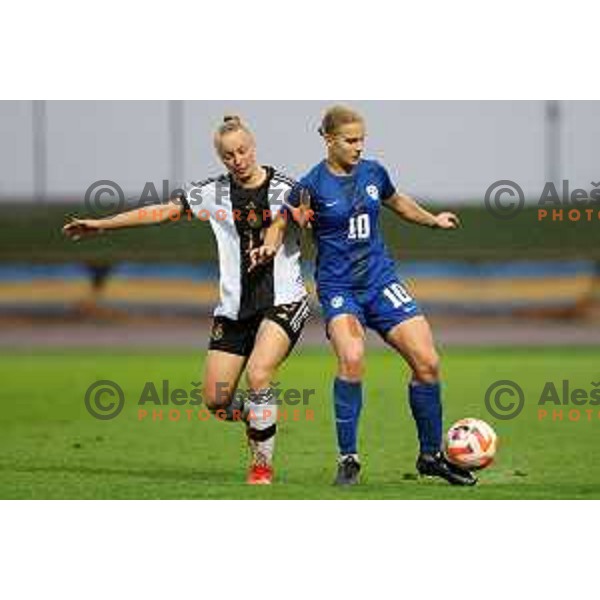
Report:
213,114,254,149
319,105,363,136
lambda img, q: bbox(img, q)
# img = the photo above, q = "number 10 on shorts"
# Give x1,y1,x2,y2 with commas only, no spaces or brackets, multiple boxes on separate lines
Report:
383,282,413,308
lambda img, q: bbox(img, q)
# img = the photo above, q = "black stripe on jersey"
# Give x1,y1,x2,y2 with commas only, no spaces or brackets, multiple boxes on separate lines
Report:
232,167,276,320
271,170,297,189
272,170,296,183
189,174,228,189
175,174,229,212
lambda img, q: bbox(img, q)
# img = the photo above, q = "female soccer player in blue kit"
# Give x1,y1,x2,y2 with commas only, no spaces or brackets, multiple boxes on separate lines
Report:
251,105,476,486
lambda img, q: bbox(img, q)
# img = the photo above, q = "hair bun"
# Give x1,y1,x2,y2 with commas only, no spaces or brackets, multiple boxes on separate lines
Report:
223,114,242,125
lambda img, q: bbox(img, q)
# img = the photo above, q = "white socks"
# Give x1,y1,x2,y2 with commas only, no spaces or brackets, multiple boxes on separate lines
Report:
246,388,278,467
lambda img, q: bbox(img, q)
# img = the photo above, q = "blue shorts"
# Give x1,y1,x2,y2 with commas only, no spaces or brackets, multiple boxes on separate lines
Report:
318,278,422,338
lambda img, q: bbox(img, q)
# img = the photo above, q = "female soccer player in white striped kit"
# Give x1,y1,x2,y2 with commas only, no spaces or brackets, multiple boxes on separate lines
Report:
63,115,310,485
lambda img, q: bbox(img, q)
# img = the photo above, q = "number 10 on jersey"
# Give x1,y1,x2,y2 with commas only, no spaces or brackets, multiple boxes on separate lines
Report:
348,214,370,240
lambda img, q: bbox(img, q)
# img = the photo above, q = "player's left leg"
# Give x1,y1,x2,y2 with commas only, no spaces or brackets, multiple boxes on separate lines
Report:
385,315,442,451
243,299,310,484
243,320,290,484
384,316,476,486
203,350,247,417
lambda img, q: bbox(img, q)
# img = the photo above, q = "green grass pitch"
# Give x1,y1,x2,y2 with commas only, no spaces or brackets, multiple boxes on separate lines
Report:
1,347,599,499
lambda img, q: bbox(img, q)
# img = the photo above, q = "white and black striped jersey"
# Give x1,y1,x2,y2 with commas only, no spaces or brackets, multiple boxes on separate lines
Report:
178,167,306,320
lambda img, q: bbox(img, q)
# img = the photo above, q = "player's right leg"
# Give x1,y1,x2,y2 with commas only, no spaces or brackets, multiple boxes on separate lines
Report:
201,316,254,420
327,313,367,486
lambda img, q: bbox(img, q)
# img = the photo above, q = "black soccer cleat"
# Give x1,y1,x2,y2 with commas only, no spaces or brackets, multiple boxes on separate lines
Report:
334,454,361,486
416,452,477,486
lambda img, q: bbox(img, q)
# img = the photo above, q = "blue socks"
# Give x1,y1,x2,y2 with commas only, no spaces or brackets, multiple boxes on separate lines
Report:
334,378,442,456
333,378,363,455
408,381,442,455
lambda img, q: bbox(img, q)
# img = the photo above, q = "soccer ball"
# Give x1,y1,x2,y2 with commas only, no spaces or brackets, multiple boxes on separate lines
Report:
445,418,497,470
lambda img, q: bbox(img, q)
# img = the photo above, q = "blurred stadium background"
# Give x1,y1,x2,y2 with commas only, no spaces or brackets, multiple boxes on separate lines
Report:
1,100,599,347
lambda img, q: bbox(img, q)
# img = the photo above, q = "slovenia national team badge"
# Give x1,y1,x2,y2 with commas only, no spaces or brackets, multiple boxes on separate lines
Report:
366,184,379,201
331,296,345,309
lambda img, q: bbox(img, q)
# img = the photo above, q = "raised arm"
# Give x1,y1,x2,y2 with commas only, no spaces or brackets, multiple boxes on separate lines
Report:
62,198,184,241
383,192,460,230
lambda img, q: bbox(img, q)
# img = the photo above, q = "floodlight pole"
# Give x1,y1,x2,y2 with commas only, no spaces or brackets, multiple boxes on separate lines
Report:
32,100,47,203
545,100,561,189
168,100,185,195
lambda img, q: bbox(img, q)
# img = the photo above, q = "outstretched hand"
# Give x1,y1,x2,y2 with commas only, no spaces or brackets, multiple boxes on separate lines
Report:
248,245,277,272
433,212,460,229
62,218,103,241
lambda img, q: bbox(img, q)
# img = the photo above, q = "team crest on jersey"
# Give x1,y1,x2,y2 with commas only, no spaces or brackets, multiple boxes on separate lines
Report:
211,322,224,341
331,295,345,309
245,200,263,229
366,184,379,201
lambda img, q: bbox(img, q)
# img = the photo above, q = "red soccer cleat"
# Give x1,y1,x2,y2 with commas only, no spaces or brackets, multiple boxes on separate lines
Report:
246,464,273,485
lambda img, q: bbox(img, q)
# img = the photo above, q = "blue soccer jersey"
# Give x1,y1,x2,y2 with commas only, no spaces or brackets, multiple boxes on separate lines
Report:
292,159,397,291
288,158,421,336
